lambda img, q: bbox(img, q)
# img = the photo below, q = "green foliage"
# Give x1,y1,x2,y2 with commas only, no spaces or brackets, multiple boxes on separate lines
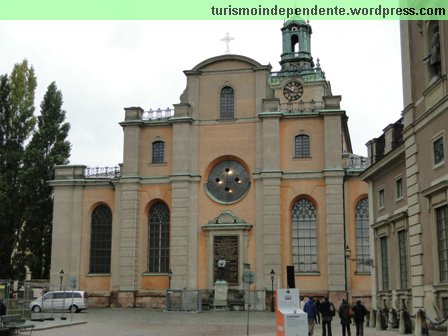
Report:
0,61,71,280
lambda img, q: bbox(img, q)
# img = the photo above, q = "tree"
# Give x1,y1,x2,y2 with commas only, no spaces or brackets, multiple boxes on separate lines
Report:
16,82,71,279
0,60,37,278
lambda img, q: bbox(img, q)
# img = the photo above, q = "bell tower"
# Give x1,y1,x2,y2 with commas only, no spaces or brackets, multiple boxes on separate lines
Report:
280,19,314,72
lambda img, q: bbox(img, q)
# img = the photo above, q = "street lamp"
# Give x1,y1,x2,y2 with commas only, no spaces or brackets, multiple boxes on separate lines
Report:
344,245,351,259
59,270,64,290
168,269,172,289
270,269,275,312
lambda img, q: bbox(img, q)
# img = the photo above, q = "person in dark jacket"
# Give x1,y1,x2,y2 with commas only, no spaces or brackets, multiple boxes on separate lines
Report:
304,296,318,336
0,299,6,315
315,298,321,324
319,296,335,336
352,300,368,336
338,299,352,336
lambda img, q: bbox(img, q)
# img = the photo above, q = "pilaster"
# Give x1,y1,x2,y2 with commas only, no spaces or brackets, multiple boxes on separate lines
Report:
324,171,346,292
118,180,140,291
170,118,199,289
170,176,199,289
121,108,142,177
403,130,423,312
50,165,86,290
323,113,343,169
255,172,282,290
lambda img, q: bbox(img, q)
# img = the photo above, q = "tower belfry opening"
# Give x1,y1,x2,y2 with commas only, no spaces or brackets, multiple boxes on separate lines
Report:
291,34,299,53
280,19,314,72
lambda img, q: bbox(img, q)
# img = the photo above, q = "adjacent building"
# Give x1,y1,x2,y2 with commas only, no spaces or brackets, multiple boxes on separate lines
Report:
361,20,447,321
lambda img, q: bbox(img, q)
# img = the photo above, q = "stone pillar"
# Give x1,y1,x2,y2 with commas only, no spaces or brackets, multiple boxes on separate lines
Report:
370,309,377,328
170,178,193,289
50,165,86,290
118,181,139,293
170,121,199,289
213,281,228,308
324,172,346,294
403,120,423,312
256,113,282,291
414,309,428,336
256,172,282,290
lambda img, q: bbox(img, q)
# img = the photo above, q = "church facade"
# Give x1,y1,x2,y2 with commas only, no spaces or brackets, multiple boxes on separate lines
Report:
50,21,370,309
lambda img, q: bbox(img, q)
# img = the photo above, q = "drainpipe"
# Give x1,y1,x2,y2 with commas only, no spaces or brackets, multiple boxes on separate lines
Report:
342,171,349,301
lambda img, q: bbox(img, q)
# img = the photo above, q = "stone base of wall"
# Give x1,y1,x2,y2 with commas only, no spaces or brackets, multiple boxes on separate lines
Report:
116,291,135,308
135,291,166,309
87,292,111,308
88,290,167,310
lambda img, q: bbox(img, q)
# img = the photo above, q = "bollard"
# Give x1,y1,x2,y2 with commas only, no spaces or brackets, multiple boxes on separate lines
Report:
399,309,412,334
415,310,429,336
365,311,370,328
390,308,399,328
376,309,387,330
370,309,376,328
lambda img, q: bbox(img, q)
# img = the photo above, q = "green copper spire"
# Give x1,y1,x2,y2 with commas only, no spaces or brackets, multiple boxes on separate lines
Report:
280,19,314,72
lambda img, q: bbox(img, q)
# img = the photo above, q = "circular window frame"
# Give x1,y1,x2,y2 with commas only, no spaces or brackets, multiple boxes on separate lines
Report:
205,159,251,204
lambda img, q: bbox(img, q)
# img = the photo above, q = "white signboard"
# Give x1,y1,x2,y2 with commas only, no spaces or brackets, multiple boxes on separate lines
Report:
276,288,308,336
277,289,300,312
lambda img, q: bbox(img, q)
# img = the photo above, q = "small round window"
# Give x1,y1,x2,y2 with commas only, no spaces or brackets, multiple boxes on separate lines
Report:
206,160,250,204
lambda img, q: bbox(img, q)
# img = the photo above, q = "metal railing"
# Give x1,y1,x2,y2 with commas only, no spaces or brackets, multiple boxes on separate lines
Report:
166,290,202,312
142,108,174,120
84,166,121,179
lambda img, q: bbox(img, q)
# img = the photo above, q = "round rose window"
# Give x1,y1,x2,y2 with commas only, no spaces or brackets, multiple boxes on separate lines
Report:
206,160,250,204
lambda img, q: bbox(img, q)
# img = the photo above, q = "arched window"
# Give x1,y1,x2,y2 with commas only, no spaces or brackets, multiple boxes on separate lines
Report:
427,21,441,78
148,202,170,273
292,198,317,272
90,204,112,274
152,140,165,164
220,86,234,119
355,198,370,273
295,134,310,158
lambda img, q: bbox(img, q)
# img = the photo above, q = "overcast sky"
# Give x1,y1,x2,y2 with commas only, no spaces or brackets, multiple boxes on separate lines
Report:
0,20,403,167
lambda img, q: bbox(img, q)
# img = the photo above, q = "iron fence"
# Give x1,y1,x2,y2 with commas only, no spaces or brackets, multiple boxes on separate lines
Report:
166,290,202,312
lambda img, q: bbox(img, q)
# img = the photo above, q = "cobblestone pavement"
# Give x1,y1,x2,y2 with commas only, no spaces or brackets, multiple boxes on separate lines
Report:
29,309,440,336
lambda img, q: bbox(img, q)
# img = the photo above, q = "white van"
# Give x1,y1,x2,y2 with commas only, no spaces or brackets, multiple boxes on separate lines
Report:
29,290,88,313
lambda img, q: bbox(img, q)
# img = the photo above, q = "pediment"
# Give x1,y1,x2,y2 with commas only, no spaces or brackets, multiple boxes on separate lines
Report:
202,210,252,231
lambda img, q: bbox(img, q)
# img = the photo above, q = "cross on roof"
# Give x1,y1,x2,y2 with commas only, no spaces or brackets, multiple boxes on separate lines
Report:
221,32,234,54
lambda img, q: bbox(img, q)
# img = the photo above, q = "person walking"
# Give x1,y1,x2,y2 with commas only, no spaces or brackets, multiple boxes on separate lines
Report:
315,298,321,324
319,296,335,336
304,296,318,336
352,300,368,336
338,299,352,336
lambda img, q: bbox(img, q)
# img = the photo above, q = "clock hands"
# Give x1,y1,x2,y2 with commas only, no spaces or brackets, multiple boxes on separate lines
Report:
283,81,303,101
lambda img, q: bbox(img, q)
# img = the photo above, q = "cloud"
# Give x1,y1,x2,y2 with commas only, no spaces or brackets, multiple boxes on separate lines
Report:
0,20,403,166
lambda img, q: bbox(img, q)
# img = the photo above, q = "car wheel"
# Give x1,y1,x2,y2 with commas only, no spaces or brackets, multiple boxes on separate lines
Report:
69,305,79,313
32,305,41,313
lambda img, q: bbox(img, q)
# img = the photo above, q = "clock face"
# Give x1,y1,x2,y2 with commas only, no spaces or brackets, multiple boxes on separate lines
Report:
283,81,303,101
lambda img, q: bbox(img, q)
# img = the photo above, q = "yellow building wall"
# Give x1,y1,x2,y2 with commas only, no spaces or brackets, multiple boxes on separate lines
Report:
279,116,325,171
197,122,258,289
139,126,173,177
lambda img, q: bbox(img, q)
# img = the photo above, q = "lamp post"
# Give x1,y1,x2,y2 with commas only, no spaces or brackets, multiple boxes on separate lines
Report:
59,270,64,290
270,269,275,312
344,245,351,301
168,269,172,289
